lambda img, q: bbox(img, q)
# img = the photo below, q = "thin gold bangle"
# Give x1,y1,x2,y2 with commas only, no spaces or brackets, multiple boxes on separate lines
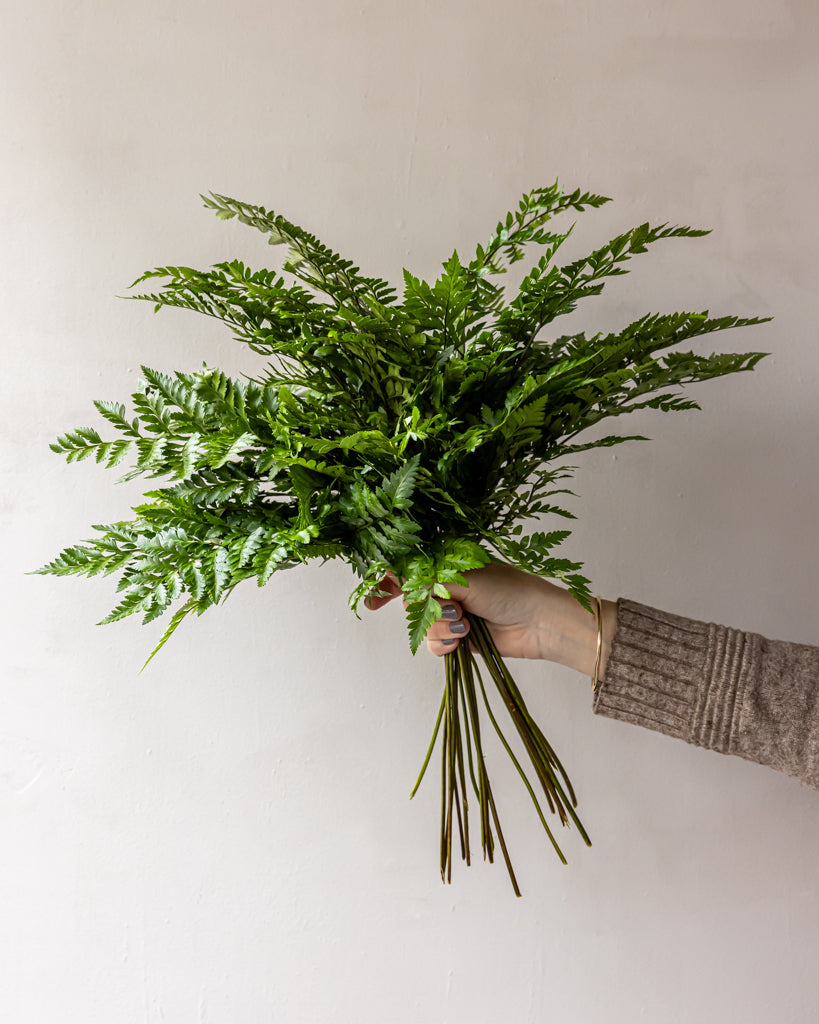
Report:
591,596,603,694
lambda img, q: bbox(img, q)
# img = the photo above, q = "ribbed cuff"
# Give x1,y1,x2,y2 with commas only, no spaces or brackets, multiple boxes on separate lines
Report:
593,598,759,757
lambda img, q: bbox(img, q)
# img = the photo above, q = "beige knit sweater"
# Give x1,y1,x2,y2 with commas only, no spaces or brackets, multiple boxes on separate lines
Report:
594,599,819,790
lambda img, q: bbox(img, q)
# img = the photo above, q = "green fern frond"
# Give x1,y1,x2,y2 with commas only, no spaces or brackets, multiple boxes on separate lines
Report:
40,180,769,662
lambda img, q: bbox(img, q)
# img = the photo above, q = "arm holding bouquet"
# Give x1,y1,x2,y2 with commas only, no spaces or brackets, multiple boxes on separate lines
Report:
369,564,819,791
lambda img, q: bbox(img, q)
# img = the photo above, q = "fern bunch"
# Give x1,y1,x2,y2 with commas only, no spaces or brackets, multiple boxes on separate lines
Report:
38,181,769,890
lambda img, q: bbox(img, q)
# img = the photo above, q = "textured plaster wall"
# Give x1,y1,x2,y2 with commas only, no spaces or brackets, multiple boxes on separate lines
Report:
3,2,818,1021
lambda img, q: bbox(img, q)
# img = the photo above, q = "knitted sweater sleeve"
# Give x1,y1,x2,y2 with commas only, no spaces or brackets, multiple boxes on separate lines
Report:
593,598,819,790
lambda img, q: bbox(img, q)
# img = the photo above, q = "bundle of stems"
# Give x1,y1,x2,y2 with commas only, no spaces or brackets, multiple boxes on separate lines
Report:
415,614,589,894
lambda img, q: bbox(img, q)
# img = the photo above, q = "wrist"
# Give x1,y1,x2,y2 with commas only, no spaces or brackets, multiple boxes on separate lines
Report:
536,585,617,679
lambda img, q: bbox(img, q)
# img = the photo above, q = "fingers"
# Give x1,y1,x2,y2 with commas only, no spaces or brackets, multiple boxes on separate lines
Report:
366,580,469,658
426,601,469,657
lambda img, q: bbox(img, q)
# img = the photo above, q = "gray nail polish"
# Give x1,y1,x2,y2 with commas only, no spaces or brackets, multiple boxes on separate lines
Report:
441,604,458,619
449,621,466,635
441,638,456,646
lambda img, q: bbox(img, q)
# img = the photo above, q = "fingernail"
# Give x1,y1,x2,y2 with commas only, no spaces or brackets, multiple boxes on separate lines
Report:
441,604,458,619
449,621,466,635
441,638,456,647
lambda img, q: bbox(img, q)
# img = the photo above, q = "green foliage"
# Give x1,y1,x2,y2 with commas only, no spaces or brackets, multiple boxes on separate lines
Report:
38,180,770,658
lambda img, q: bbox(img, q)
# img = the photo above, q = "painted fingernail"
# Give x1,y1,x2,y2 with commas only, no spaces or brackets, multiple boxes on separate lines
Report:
441,604,458,619
441,638,456,646
449,621,466,635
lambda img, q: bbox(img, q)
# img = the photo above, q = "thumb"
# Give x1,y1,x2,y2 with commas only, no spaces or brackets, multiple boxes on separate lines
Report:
364,572,403,611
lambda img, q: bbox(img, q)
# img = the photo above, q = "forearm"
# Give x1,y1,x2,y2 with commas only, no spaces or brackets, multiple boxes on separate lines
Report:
593,598,819,790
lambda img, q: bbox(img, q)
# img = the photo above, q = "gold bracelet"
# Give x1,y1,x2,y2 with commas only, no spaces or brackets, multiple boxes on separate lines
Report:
591,595,603,694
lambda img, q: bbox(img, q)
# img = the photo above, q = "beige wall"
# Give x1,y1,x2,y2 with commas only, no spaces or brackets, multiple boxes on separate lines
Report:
3,1,818,1020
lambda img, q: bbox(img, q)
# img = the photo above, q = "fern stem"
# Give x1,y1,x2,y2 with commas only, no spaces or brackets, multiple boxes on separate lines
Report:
418,612,589,894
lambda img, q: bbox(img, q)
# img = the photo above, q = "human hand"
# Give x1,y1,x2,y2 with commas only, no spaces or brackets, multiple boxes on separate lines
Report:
366,562,616,676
